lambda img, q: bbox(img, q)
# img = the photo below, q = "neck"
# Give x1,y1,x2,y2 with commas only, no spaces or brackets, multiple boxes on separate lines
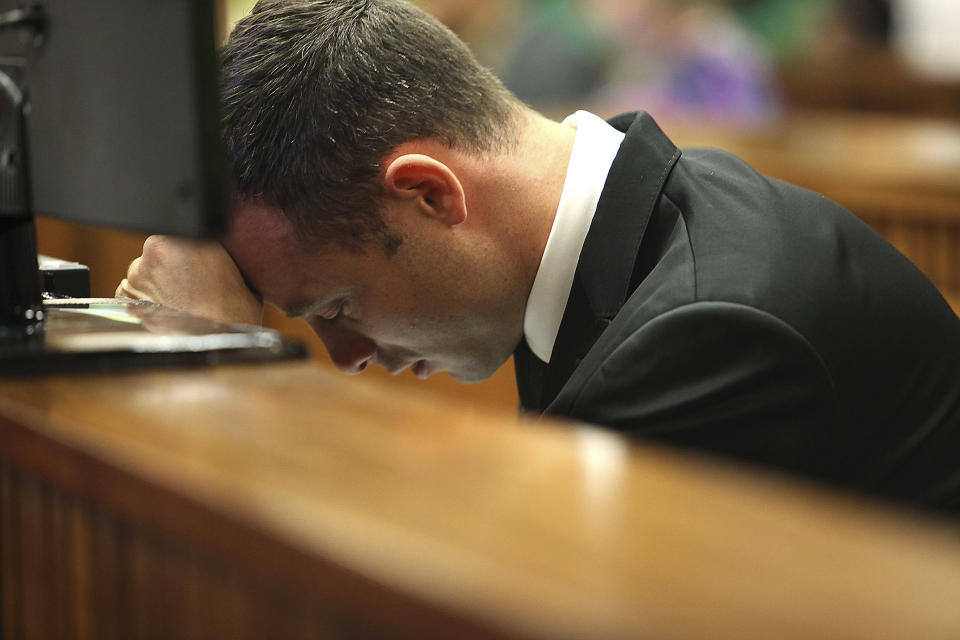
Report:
384,109,578,347
468,109,577,297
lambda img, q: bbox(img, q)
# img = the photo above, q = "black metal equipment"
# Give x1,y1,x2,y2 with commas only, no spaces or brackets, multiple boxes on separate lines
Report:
0,1,306,373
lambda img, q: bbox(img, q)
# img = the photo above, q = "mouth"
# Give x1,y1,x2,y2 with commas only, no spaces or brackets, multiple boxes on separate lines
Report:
385,359,430,379
411,360,429,380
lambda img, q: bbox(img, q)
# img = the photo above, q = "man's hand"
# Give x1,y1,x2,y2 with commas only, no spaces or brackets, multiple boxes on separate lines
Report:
116,235,264,325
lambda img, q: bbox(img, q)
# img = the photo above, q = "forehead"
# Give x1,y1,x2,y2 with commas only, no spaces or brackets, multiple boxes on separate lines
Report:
225,199,291,266
223,201,314,305
223,200,382,312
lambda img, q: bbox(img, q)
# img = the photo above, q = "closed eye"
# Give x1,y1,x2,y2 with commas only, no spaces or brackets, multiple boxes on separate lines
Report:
322,299,350,324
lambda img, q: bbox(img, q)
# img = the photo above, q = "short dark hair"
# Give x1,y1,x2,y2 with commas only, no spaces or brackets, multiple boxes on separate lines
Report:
221,0,524,252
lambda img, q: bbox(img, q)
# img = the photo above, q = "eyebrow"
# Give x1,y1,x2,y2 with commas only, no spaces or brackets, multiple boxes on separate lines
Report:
283,301,313,319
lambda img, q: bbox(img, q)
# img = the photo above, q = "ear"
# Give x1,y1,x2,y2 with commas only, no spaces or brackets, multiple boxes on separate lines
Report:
383,154,467,227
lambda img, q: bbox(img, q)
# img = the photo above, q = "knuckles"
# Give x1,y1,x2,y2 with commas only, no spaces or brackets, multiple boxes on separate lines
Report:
139,235,174,270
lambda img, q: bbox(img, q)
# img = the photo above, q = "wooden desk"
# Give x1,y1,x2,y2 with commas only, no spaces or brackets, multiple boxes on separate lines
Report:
779,48,960,120
2,361,960,639
667,110,960,312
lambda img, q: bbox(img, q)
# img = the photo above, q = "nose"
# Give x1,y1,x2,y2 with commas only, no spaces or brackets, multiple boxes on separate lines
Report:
308,318,377,374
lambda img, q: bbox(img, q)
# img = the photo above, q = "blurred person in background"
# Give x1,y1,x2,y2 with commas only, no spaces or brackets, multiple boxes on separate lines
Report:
407,0,780,125
462,0,781,126
421,0,899,124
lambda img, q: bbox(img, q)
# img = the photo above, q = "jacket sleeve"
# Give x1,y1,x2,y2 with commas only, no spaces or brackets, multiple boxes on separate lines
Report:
559,302,844,477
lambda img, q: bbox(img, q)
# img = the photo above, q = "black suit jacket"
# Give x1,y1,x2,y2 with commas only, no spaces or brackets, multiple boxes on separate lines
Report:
515,111,960,513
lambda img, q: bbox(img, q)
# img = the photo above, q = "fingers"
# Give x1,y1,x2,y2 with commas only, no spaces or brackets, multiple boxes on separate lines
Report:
115,277,146,300
112,234,265,325
115,255,151,301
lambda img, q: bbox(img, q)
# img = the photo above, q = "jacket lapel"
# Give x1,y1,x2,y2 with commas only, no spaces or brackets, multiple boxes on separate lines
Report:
577,111,682,319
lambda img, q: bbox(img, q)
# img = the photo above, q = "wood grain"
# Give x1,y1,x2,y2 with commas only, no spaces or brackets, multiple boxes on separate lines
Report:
2,362,960,638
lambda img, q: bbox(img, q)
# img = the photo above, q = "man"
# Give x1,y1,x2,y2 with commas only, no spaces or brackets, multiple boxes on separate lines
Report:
119,0,960,513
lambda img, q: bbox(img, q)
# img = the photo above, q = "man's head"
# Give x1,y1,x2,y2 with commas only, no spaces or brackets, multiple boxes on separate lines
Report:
224,166,537,383
221,0,524,252
220,1,571,383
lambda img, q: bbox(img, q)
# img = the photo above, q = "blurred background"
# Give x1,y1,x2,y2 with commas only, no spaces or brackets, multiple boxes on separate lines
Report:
224,0,960,124
37,0,960,412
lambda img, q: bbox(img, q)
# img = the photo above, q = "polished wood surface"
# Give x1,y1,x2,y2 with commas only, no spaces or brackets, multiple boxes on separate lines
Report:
2,361,960,639
780,48,960,120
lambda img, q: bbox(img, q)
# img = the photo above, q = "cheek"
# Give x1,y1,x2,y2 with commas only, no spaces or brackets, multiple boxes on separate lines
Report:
362,251,469,343
362,291,453,349
353,284,420,340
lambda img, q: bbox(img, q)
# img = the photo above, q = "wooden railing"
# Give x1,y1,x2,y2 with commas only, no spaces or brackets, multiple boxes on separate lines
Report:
2,361,960,638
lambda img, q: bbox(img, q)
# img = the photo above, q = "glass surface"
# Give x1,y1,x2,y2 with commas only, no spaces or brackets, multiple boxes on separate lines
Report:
0,300,306,375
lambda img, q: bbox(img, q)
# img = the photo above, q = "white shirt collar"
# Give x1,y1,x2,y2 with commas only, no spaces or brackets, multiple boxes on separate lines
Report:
522,110,626,363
